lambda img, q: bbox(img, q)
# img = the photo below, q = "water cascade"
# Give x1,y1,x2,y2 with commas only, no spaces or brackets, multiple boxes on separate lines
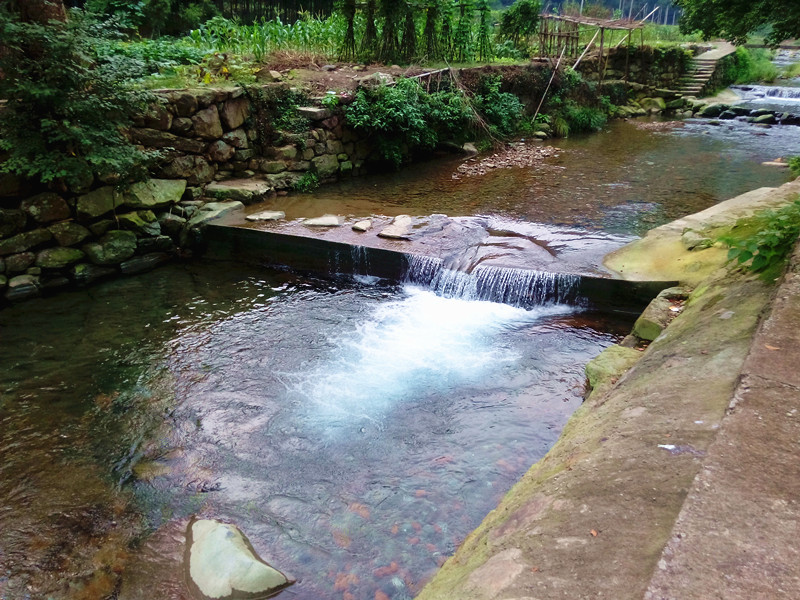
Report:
404,254,583,308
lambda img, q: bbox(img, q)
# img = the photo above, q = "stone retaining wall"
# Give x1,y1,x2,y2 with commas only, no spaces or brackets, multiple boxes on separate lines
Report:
577,45,694,89
0,85,375,305
135,86,372,189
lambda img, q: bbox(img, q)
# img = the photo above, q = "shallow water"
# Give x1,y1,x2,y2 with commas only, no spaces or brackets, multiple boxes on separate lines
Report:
0,262,628,599
266,117,797,236
1,108,798,599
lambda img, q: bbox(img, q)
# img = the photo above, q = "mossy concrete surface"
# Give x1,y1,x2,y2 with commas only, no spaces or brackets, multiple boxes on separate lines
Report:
604,179,800,286
645,243,800,600
415,187,800,598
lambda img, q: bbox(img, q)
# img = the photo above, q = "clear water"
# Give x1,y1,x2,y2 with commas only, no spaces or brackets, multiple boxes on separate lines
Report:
2,98,799,599
0,262,628,600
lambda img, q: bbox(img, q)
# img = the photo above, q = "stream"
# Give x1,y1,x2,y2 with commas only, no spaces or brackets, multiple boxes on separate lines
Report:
1,88,799,599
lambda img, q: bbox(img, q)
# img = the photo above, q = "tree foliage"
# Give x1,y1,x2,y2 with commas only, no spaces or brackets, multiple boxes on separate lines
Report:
674,0,800,46
0,7,156,190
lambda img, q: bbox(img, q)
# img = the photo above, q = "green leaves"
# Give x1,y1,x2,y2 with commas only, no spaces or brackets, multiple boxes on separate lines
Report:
0,8,157,189
345,78,471,167
721,200,800,275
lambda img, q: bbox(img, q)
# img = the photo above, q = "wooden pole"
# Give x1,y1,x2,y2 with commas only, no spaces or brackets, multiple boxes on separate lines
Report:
599,27,605,85
572,28,600,70
532,45,568,125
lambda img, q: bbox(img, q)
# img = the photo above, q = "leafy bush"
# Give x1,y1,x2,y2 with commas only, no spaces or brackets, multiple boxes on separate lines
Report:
561,101,607,134
472,75,524,137
721,199,800,275
345,78,473,167
789,156,800,178
0,9,156,190
291,172,320,192
726,47,778,84
98,37,207,77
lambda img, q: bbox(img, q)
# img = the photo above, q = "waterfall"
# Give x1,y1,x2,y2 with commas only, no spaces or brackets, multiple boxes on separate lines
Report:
404,255,583,308
764,87,800,100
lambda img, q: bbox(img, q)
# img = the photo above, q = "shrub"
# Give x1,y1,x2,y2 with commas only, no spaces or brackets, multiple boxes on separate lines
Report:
726,47,779,84
789,156,800,178
561,101,607,134
0,9,156,190
291,172,320,192
472,75,524,137
720,199,800,276
345,78,472,167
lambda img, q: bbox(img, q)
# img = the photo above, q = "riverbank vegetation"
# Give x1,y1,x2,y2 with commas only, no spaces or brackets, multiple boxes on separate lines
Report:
721,199,800,278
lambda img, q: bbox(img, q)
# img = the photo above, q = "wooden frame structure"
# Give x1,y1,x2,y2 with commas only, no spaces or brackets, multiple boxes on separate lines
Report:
538,14,644,84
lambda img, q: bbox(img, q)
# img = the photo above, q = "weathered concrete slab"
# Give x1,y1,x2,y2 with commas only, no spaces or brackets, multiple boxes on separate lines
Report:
605,179,800,285
644,244,800,600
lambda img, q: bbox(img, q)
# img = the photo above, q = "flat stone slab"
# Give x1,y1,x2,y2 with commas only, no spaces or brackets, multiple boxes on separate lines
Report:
377,215,413,240
605,179,800,285
246,210,285,222
303,214,341,227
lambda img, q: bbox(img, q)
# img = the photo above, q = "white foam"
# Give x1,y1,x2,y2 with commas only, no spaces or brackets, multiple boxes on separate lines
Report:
290,287,572,431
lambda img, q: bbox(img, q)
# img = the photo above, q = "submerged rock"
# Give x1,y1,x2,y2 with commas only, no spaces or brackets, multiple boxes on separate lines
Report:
185,518,293,600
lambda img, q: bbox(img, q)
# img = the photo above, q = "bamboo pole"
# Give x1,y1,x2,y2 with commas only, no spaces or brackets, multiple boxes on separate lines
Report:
572,29,600,70
532,45,568,125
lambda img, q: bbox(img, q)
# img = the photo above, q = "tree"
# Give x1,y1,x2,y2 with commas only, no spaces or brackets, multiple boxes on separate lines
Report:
674,0,800,46
0,5,155,190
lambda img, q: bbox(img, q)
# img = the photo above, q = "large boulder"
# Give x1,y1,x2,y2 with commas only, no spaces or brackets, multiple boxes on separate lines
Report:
5,252,35,273
82,230,137,265
35,247,85,269
206,180,273,204
123,179,187,210
172,92,199,117
5,274,39,302
698,103,728,118
0,228,53,256
208,140,236,163
49,222,91,247
118,211,161,236
585,344,641,395
77,187,123,220
131,128,207,154
185,518,293,600
639,97,667,113
192,105,224,140
161,156,215,185
20,192,70,223
71,262,116,285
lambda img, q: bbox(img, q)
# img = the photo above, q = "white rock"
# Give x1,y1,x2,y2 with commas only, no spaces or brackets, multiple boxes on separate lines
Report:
246,210,285,222
186,518,292,600
377,215,413,240
352,219,372,232
304,214,341,227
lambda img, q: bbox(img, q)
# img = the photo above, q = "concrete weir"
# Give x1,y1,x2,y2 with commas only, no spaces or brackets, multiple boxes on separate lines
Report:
202,216,675,313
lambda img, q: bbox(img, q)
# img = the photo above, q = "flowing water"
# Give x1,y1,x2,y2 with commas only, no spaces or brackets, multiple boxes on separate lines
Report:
1,101,799,600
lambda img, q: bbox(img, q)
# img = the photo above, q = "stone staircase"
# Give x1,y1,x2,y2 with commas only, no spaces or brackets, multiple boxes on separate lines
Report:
675,57,718,96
